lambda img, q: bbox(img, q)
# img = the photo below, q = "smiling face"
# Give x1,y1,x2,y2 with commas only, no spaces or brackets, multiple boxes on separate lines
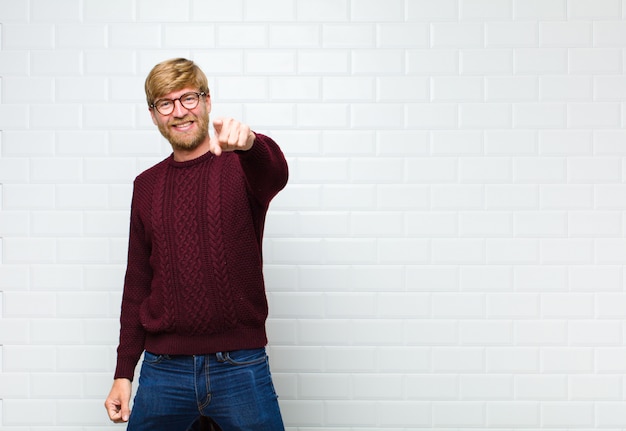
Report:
150,87,212,159
145,58,212,161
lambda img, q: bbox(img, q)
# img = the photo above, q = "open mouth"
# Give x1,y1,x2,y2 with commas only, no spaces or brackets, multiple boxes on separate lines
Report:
171,121,194,131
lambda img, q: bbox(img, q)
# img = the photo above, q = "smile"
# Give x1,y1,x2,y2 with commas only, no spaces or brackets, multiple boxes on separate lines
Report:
172,121,194,131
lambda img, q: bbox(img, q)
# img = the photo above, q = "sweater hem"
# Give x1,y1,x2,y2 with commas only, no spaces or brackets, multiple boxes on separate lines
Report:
145,326,268,356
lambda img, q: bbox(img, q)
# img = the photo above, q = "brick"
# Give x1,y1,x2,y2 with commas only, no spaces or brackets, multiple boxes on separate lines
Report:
541,348,594,372
246,51,296,74
540,75,592,100
486,402,540,427
513,103,566,128
486,347,540,373
570,375,622,400
540,184,593,209
541,293,595,318
514,265,567,291
539,130,592,154
325,401,378,427
352,49,405,75
269,24,319,48
487,185,538,209
514,212,567,237
487,293,540,318
569,266,622,292
296,0,349,22
515,48,568,74
485,129,536,155
514,321,567,345
299,373,350,399
460,375,513,399
408,103,459,129
460,266,512,292
514,0,566,19
540,22,592,47
56,24,106,48
541,402,594,427
352,0,404,21
568,157,621,183
432,239,485,264
569,0,621,19
433,76,484,101
569,48,622,74
2,24,54,49
461,49,513,75
461,103,512,128
354,373,403,399
541,239,594,264
432,23,484,48
487,76,538,101
243,0,295,21
322,24,375,48
2,238,56,264
460,212,512,237
379,402,431,427
406,374,458,399
432,401,485,427
378,23,430,48
459,320,512,345
405,321,458,345
408,49,459,74
433,185,485,210
3,400,56,425
460,157,512,183
351,103,405,129
321,347,376,372
83,0,134,21
0,0,28,21
486,22,537,47
2,77,54,103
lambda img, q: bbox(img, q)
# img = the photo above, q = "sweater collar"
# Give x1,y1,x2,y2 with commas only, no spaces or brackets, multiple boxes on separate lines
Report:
167,150,214,168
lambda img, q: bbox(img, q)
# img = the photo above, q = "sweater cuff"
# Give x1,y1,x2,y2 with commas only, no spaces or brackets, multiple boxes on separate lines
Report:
114,357,139,381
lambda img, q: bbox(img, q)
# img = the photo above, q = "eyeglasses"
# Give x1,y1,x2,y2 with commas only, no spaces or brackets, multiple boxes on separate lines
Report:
150,92,206,115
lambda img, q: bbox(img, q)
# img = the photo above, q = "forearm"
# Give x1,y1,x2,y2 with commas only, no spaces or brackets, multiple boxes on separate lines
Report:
238,133,289,204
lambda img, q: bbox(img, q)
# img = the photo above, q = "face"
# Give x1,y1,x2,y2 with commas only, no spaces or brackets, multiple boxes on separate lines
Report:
150,87,211,154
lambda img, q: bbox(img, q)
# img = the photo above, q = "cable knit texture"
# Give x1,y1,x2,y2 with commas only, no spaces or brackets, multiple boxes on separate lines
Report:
114,134,288,380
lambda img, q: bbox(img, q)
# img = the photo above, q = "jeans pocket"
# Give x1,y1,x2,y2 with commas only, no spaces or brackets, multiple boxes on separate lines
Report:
143,351,171,365
220,348,267,366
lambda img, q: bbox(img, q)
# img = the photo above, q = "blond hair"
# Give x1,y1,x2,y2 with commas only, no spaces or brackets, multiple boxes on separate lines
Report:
144,58,210,106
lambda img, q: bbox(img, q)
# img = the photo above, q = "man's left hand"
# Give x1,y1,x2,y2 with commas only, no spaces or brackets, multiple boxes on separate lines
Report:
209,117,255,156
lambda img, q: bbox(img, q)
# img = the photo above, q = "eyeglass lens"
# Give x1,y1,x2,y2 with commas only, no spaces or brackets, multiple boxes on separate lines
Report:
154,93,202,115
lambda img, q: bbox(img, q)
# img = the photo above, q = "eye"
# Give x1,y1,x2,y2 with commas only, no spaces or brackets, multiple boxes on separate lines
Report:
156,100,172,109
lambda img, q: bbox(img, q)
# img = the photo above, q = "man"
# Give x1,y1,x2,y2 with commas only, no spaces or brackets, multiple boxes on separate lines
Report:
104,58,288,431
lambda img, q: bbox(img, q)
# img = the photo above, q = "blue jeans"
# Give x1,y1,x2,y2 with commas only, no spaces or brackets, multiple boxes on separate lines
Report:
127,348,285,431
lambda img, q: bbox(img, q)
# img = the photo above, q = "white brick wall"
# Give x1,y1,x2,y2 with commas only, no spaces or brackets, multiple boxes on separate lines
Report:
1,0,625,429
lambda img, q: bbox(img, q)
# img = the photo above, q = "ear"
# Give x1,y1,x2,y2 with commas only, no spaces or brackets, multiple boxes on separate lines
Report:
205,93,212,113
149,107,158,125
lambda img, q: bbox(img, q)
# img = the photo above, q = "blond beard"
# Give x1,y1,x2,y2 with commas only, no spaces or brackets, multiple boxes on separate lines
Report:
158,113,210,152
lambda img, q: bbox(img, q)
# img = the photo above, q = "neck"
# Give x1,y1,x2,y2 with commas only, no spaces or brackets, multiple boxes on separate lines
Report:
171,139,211,162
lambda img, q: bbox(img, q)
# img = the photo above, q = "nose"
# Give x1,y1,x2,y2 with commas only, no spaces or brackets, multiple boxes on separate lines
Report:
171,98,188,117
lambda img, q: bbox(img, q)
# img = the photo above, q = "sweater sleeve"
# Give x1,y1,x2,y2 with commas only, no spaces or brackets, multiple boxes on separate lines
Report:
114,181,153,380
236,133,288,207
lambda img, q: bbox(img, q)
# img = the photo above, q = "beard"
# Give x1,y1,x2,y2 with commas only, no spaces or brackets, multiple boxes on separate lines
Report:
157,111,210,152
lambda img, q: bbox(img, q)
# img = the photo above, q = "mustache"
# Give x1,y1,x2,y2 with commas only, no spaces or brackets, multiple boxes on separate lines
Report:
169,115,196,126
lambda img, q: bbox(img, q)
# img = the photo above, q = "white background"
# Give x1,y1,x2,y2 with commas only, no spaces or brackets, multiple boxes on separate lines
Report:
2,0,626,429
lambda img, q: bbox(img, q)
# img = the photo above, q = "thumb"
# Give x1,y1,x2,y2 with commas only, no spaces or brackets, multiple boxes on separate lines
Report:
121,400,131,422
